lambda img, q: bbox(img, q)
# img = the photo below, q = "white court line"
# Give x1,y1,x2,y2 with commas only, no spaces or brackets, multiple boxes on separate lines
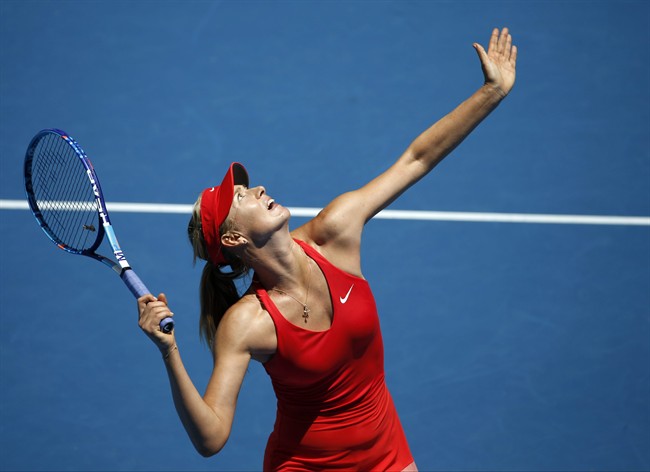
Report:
1,199,649,226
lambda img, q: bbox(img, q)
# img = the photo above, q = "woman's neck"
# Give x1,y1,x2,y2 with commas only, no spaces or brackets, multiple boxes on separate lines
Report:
248,237,310,291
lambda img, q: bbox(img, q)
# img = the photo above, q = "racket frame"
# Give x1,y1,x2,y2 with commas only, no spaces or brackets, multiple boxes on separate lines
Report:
25,129,124,274
24,129,173,332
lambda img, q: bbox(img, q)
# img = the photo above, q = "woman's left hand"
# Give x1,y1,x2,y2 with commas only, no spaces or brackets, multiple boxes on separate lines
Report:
474,27,517,97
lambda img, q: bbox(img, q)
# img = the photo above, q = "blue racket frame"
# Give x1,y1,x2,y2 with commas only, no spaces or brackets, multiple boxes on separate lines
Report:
24,129,174,333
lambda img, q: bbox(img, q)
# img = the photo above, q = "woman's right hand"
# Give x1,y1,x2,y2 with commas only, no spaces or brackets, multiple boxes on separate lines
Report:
138,293,176,353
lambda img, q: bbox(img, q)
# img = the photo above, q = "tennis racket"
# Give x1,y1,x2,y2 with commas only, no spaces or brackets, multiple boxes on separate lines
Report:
24,128,174,334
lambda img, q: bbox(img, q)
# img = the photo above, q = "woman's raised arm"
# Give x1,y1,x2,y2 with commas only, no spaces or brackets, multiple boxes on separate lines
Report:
299,28,517,257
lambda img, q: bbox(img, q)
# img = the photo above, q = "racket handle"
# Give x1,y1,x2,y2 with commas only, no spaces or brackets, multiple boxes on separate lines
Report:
121,269,175,334
159,317,175,334
121,268,149,297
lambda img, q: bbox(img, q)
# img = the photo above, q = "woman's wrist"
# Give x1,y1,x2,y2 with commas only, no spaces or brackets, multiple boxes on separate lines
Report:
162,344,179,361
482,82,508,100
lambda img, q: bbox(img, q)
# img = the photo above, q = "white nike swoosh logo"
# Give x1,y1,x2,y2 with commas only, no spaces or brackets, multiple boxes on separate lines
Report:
340,284,354,304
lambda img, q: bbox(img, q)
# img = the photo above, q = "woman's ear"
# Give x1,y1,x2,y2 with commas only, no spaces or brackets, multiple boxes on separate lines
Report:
221,231,248,249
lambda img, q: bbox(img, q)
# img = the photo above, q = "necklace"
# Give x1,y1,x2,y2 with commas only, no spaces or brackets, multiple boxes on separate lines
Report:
270,252,313,323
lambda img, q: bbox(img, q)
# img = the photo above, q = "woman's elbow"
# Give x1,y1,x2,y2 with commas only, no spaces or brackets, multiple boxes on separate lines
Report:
193,436,228,458
195,442,224,458
196,447,219,458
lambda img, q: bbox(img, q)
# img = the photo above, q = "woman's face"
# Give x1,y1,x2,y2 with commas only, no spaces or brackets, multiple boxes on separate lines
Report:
226,184,290,242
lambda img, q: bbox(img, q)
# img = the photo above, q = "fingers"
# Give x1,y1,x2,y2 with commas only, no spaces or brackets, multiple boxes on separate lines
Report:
149,293,173,326
487,27,515,61
137,294,157,313
137,293,174,331
137,293,168,313
138,293,157,304
496,27,509,55
147,302,174,322
487,28,499,55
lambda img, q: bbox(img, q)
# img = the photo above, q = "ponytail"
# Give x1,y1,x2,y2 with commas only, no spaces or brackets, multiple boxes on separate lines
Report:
188,195,251,348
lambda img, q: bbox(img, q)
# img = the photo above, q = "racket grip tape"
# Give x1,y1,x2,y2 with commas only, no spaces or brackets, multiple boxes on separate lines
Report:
121,269,175,334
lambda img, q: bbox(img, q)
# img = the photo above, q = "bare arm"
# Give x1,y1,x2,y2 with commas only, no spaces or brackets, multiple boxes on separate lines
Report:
138,294,272,457
296,28,517,267
161,341,241,457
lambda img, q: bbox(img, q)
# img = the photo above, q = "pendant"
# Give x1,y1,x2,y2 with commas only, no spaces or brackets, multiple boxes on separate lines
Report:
302,306,310,323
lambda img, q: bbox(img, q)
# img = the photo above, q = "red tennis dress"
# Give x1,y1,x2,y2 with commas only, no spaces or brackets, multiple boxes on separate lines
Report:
257,239,413,471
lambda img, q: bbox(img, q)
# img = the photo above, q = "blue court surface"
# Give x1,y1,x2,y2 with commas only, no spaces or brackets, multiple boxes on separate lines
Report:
1,1,649,471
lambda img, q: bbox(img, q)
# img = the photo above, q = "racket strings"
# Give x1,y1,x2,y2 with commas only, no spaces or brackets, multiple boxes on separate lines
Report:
30,134,99,251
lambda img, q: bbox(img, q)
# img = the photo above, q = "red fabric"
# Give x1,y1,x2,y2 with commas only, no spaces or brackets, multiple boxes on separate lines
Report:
200,162,248,265
257,240,413,471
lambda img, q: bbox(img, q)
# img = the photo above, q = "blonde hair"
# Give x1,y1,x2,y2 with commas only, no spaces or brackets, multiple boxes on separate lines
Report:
187,194,251,348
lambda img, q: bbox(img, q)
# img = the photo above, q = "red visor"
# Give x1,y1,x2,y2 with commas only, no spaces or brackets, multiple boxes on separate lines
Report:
200,162,249,265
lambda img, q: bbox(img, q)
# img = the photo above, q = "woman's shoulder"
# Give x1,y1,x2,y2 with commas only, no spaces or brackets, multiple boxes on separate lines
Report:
218,292,277,359
290,195,358,247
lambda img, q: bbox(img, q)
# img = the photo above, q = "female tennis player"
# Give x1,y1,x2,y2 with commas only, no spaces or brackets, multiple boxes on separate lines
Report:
138,27,516,471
